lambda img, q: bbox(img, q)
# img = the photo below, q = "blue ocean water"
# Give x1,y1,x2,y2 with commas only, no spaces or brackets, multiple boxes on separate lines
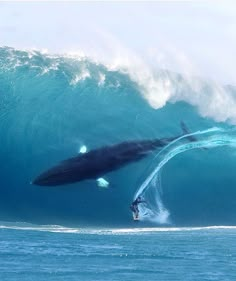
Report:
0,225,235,281
1,46,236,227
1,46,236,280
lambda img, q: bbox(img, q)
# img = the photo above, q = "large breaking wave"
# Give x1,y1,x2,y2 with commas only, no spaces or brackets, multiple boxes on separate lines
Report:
0,46,236,227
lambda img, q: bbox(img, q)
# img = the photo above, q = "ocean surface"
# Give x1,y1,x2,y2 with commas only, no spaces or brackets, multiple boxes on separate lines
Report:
0,224,235,281
0,46,236,280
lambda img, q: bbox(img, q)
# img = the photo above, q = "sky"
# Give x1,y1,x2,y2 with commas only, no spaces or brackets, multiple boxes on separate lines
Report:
0,1,236,85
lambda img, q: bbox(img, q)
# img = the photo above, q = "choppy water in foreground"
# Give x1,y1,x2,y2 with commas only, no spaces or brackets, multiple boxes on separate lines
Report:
0,226,235,281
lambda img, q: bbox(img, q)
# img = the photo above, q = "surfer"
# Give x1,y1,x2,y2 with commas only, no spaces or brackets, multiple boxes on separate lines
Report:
130,196,146,220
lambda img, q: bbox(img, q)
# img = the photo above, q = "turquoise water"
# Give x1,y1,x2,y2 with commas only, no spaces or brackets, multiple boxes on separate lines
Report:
1,46,236,280
0,225,235,281
1,47,236,227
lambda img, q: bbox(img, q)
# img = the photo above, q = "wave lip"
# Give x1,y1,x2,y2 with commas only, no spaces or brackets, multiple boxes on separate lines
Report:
2,46,236,124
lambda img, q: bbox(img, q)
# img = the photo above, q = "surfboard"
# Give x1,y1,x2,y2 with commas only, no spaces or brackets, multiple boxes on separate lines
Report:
132,212,139,221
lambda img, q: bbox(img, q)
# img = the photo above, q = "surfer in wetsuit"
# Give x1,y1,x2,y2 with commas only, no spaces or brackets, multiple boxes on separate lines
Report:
130,196,146,219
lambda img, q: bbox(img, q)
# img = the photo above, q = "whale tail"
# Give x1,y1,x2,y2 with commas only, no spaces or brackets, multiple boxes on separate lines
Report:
180,121,197,142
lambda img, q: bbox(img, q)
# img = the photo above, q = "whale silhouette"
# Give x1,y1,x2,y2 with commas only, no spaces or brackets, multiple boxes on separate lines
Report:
32,122,195,186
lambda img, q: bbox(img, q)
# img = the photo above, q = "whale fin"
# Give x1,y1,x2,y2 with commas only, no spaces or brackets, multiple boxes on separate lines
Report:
181,121,208,150
79,145,87,154
59,145,88,165
96,178,110,189
180,121,197,142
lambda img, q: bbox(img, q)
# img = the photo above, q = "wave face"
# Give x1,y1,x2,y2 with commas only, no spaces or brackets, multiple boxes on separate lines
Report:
1,46,236,227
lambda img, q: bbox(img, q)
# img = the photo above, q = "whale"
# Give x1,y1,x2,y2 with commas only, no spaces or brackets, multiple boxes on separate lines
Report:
32,122,195,186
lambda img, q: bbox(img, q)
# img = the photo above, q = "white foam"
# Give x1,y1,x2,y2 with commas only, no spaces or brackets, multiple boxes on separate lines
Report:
40,62,59,75
70,69,91,85
0,223,235,235
104,226,236,235
98,72,106,86
74,44,236,124
104,52,174,108
4,47,236,124
115,61,236,124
